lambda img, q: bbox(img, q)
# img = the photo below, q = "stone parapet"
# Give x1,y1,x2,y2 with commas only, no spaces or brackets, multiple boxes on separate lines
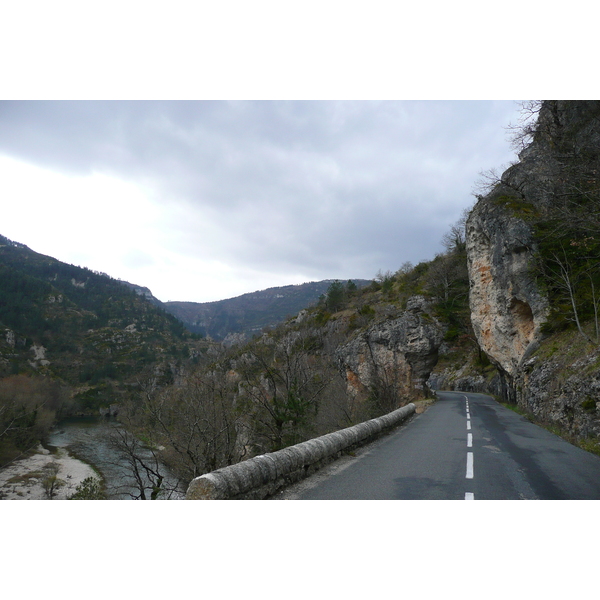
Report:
186,403,416,499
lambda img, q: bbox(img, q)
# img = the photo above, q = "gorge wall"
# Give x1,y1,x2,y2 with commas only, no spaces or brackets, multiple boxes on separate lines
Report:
466,176,549,399
465,100,600,439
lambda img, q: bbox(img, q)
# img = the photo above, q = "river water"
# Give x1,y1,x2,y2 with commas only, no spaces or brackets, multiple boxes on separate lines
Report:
47,417,185,500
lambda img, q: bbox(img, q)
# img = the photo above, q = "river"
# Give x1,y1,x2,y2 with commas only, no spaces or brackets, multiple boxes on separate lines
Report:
47,417,185,500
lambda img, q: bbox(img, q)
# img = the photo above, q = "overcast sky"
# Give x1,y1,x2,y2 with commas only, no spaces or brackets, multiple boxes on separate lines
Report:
0,100,524,303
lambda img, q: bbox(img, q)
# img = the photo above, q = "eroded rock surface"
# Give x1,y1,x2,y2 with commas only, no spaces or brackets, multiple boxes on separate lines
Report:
466,195,548,377
465,100,600,436
337,296,445,402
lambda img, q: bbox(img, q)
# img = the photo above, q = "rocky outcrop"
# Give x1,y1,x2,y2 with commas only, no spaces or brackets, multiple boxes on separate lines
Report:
500,101,600,210
337,296,445,402
99,404,120,418
465,100,600,437
515,344,600,439
29,343,51,368
466,194,548,381
428,363,498,396
467,101,600,381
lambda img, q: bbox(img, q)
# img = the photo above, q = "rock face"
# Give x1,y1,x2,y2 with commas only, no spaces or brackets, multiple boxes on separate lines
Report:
516,346,600,439
465,100,600,436
337,296,445,403
500,101,600,208
466,193,548,380
467,100,600,382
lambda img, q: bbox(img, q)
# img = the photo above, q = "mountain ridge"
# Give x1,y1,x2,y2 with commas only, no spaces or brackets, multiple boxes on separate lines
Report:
163,279,371,341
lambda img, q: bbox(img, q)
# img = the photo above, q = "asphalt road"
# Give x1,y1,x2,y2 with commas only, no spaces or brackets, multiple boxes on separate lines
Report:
282,392,600,500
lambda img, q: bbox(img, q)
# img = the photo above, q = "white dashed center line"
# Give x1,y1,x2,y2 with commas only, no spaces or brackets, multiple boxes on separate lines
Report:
466,452,474,479
464,395,475,498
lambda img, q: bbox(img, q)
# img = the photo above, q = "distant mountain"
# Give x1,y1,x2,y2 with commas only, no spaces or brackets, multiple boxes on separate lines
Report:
0,234,204,414
164,279,371,341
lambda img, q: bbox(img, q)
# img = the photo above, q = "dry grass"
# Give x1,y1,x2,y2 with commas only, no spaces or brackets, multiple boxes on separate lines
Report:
414,398,436,414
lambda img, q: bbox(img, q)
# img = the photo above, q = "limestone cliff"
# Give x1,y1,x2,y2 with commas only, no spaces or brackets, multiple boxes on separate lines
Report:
337,296,445,405
466,188,549,383
466,100,600,438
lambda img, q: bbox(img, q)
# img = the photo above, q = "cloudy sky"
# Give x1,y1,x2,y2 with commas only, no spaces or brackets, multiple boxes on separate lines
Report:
3,1,595,586
0,100,524,303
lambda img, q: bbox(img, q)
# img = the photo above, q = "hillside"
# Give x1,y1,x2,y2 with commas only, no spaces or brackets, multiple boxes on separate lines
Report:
164,279,371,341
0,234,206,417
0,235,372,467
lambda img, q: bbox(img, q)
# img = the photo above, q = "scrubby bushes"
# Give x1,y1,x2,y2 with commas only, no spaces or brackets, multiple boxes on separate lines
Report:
0,375,68,466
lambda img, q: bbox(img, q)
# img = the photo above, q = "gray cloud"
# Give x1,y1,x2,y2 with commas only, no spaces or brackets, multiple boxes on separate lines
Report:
0,100,521,300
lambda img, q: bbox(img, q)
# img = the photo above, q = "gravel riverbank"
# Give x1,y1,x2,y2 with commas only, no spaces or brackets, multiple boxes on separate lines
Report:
0,445,98,500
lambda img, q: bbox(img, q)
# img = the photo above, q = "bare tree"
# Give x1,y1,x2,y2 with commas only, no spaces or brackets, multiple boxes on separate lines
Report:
395,262,414,277
471,164,523,200
505,100,543,152
472,167,503,198
543,244,600,345
108,425,182,500
126,367,245,485
374,270,395,294
441,209,470,254
425,251,469,309
238,331,330,451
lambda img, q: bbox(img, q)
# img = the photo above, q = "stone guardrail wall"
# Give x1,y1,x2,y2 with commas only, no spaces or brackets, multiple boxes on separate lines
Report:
186,402,416,500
